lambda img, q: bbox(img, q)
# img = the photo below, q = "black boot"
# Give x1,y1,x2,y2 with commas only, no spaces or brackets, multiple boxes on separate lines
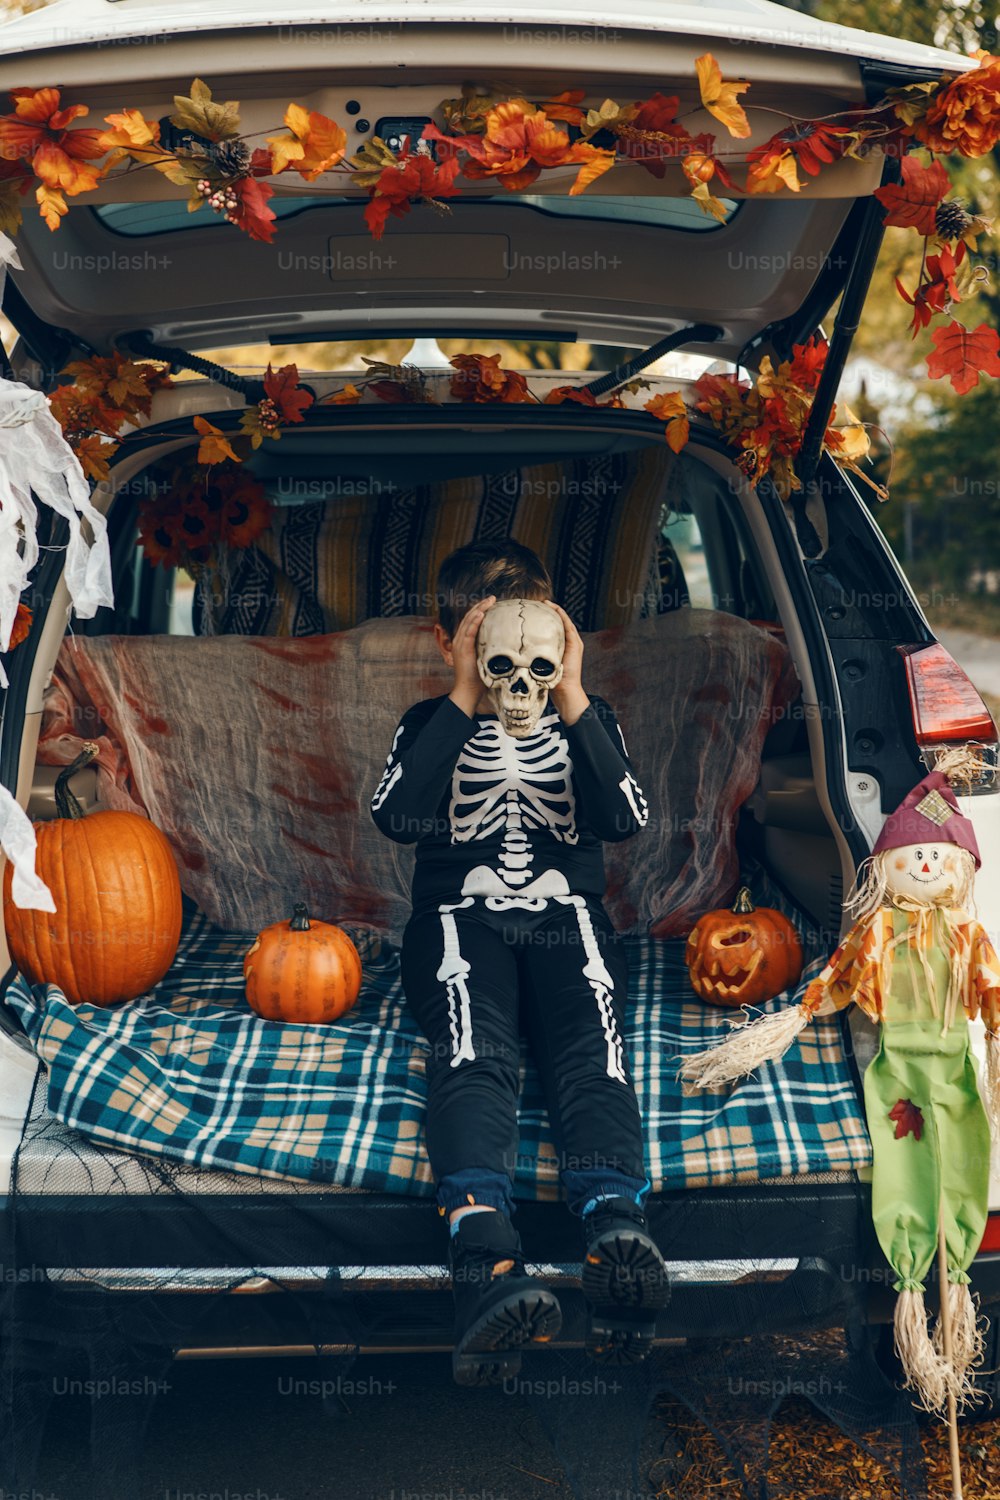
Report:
449,1211,562,1386
581,1197,670,1364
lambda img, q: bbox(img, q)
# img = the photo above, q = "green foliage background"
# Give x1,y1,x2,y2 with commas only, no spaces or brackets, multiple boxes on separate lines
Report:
795,0,1000,613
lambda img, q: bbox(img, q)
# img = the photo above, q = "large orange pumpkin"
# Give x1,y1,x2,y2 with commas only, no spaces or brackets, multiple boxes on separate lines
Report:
244,903,362,1023
685,887,803,1008
3,742,183,1005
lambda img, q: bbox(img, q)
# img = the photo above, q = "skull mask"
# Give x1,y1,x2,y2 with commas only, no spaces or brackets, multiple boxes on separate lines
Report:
476,598,565,738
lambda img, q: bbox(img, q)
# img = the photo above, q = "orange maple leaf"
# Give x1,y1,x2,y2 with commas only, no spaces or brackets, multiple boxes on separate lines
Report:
263,363,314,422
35,183,68,230
645,391,690,453
7,602,32,651
543,91,586,125
0,87,107,229
925,320,1000,394
323,383,362,405
695,54,751,139
98,109,165,168
544,386,599,406
268,103,347,181
873,154,950,235
449,353,531,404
194,415,240,467
567,142,616,196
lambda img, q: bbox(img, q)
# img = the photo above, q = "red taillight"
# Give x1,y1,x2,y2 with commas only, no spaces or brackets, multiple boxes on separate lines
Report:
899,643,998,748
979,1214,1000,1254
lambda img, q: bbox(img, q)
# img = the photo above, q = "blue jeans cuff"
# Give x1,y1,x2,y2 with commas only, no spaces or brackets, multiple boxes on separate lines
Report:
562,1169,650,1217
435,1168,515,1217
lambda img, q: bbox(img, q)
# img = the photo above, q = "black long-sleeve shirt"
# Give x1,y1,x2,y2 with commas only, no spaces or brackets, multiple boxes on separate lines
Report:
370,694,648,913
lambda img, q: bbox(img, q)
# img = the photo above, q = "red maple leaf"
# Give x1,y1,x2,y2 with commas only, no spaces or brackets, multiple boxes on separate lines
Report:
895,243,962,336
788,335,829,393
926,320,1000,394
889,1098,924,1141
249,147,275,178
229,175,276,243
874,154,951,235
364,149,460,240
263,363,314,422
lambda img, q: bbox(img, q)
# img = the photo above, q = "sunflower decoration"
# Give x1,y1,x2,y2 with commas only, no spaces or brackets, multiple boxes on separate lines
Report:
138,461,272,571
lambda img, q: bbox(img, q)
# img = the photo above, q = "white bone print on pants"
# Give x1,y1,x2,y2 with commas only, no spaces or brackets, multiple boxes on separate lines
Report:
437,892,627,1083
437,897,477,1067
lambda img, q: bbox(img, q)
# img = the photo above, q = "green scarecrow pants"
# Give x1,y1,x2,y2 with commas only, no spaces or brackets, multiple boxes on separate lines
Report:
864,1018,990,1293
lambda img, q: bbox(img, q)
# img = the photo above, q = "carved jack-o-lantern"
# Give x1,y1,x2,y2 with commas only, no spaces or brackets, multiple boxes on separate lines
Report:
685,888,803,1008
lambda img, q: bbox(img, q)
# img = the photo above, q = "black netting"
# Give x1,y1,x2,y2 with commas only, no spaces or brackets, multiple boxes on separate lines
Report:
0,1052,931,1500
0,856,932,1500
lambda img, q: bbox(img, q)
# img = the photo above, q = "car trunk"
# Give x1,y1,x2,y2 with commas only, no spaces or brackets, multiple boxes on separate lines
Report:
0,0,990,1355
0,387,893,1392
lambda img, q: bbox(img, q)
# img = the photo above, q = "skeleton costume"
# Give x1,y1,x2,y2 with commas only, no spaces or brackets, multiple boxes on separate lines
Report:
371,648,650,1217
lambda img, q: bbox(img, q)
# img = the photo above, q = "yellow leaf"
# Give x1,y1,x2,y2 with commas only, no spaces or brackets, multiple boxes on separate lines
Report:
267,104,347,182
644,391,690,452
194,415,239,467
324,383,362,405
36,183,68,231
695,53,751,139
568,144,616,196
296,106,347,179
664,411,690,453
690,180,730,223
99,109,162,166
829,406,870,463
747,150,802,195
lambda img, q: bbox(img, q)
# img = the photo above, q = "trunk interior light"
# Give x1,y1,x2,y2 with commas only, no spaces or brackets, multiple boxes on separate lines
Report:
900,643,999,749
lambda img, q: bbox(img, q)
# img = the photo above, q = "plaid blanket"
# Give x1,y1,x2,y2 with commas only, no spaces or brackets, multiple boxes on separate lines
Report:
3,897,872,1198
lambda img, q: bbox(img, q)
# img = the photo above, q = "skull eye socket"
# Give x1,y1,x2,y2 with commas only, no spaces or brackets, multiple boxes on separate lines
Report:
530,657,556,678
486,655,514,676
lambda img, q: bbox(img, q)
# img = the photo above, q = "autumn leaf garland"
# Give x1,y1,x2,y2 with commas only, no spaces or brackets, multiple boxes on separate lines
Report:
15,47,999,511
45,342,880,510
0,52,995,393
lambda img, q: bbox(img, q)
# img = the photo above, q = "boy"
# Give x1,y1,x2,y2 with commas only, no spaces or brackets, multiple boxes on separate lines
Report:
371,540,668,1384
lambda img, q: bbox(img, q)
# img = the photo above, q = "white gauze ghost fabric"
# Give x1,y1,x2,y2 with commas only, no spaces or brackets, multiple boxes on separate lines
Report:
36,611,800,940
0,295,115,910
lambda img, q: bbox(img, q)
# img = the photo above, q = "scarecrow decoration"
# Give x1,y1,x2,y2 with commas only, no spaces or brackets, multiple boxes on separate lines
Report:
680,748,1000,1421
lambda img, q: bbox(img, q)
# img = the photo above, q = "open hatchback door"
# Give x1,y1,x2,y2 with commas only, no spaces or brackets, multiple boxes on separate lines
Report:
0,0,974,365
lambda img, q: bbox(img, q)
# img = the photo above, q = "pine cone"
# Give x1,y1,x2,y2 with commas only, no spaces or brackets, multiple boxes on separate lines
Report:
208,139,251,177
935,199,974,240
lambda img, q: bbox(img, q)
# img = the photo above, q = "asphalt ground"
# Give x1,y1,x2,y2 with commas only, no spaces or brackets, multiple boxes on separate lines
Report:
30,1350,665,1500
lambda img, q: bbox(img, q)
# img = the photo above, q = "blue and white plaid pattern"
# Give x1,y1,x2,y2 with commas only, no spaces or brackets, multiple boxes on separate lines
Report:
2,894,872,1197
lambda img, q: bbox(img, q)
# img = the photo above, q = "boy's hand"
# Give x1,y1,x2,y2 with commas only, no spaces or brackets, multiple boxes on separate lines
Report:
544,600,589,726
448,596,495,719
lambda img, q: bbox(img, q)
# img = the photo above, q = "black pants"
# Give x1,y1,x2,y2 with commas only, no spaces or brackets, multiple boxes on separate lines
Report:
400,894,649,1217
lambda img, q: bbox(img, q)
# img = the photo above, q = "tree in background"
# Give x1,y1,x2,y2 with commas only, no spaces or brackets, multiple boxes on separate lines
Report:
795,0,1000,621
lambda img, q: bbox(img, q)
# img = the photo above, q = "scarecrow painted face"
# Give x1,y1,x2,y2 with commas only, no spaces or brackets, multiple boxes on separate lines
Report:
476,598,565,738
884,842,962,905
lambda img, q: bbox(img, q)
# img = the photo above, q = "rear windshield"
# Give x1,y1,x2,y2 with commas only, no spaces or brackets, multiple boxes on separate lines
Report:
93,193,739,237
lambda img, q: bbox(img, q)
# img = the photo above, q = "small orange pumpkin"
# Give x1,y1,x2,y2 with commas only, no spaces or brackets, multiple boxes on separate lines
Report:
685,887,803,1008
244,902,362,1023
3,742,182,1006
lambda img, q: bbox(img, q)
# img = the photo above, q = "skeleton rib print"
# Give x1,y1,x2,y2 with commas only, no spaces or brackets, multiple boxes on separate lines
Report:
448,711,578,851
